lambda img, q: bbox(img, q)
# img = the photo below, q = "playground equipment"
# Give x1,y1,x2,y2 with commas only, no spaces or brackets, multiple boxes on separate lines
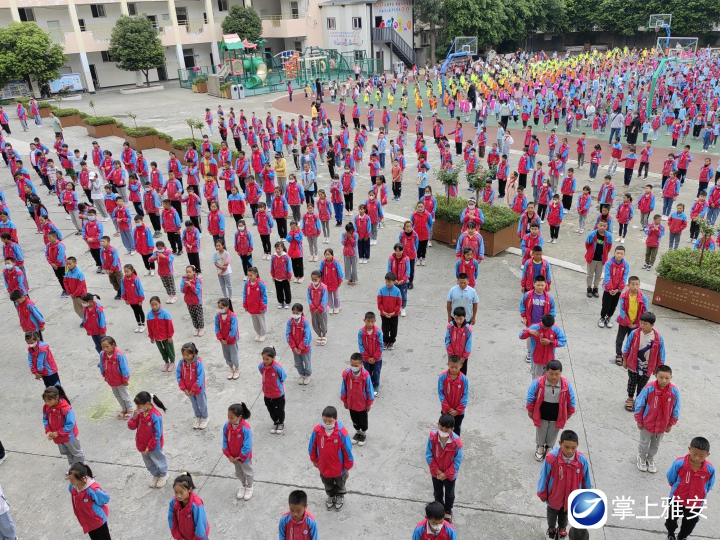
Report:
217,34,270,90
440,37,477,101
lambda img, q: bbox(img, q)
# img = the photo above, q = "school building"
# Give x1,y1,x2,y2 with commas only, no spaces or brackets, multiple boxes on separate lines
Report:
0,0,424,92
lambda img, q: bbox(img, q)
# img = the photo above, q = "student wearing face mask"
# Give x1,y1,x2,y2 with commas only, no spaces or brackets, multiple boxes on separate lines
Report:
426,414,463,524
215,298,240,380
286,303,312,384
411,501,458,539
26,331,61,387
307,270,328,345
341,353,374,447
308,406,354,512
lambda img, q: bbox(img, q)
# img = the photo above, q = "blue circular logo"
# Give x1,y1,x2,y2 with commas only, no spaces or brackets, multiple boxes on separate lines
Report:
570,491,606,527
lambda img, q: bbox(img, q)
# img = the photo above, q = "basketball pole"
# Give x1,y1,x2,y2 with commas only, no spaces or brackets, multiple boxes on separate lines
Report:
646,56,693,121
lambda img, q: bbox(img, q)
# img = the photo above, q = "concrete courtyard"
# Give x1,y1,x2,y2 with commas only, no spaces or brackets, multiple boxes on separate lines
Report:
0,84,718,539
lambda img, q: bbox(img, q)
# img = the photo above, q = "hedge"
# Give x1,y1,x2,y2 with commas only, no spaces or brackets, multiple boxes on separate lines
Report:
53,107,81,117
656,248,720,293
124,126,158,138
435,196,520,234
156,132,173,143
83,116,117,126
172,138,203,151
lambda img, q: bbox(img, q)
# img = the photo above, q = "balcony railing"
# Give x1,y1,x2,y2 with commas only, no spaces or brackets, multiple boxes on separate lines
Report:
261,12,303,21
82,23,166,41
182,19,207,34
47,26,74,45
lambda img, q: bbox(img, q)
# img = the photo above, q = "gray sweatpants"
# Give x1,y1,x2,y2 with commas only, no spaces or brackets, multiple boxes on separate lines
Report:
638,429,664,459
250,313,266,336
344,256,358,281
536,420,561,448
321,471,348,497
586,260,603,288
294,353,312,376
235,459,255,486
311,311,328,336
222,343,240,368
531,361,547,380
0,510,17,540
307,235,319,256
58,438,85,465
111,385,133,411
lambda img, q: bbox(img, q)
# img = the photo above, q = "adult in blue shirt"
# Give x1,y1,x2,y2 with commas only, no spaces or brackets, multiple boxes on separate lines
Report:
446,274,478,326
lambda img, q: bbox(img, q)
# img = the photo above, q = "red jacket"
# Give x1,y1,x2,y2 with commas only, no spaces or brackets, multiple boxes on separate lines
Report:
270,253,292,281
359,326,383,361
287,316,311,354
584,230,612,264
623,328,665,374
603,258,628,292
100,349,130,387
127,407,164,452
308,422,354,477
169,491,209,540
177,357,205,395
377,285,401,317
83,220,103,249
43,397,78,444
634,381,680,434
521,259,551,292
307,282,328,313
616,290,647,327
527,376,575,429
121,275,144,305
260,360,286,399
387,254,410,284
69,480,109,534
538,449,591,510
242,278,267,314
222,419,252,461
439,371,468,415
234,230,253,256
83,304,106,335
63,270,87,298
320,259,343,291
427,430,462,481
340,367,374,411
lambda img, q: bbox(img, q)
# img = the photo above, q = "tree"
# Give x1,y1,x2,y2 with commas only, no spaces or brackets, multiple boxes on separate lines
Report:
0,22,65,89
443,0,506,49
414,0,444,65
108,15,165,87
221,5,263,41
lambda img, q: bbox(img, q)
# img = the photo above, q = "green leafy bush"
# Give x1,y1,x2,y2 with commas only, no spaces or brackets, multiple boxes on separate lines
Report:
37,101,52,109
156,132,173,143
124,126,158,138
193,76,207,84
435,196,519,234
54,107,81,117
83,116,117,126
220,82,232,91
656,249,720,293
79,111,89,119
172,138,202,151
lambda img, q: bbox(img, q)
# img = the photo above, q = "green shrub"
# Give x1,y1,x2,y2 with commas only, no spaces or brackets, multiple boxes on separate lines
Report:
193,76,207,84
55,107,81,117
435,196,520,234
79,111,89,119
38,101,52,109
83,116,117,126
656,248,720,293
220,82,232,91
115,121,126,130
156,132,173,143
124,126,158,138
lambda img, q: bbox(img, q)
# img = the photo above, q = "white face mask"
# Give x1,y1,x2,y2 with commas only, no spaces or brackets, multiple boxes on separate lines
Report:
350,366,360,373
135,223,142,228
81,303,89,308
88,215,96,221
429,523,443,534
438,431,450,439
4,264,12,270
28,342,37,348
218,308,227,314
312,281,320,288
292,313,301,320
238,227,245,232
323,422,335,431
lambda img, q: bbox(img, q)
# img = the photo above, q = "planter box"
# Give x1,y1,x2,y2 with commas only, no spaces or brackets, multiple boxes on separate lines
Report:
480,223,520,256
39,107,52,119
124,134,156,151
86,124,115,138
111,124,126,138
58,114,83,127
193,82,208,93
153,135,174,152
432,218,463,247
651,276,720,323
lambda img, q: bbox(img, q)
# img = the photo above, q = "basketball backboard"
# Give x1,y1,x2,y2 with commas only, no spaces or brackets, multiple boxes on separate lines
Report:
649,14,672,31
450,37,478,57
656,36,698,58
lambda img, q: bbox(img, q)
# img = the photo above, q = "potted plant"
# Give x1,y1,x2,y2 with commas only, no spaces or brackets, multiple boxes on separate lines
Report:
84,116,117,138
153,131,174,152
38,102,53,118
434,196,520,256
653,219,720,323
220,82,233,99
123,126,158,150
53,107,83,127
112,121,126,138
192,76,208,93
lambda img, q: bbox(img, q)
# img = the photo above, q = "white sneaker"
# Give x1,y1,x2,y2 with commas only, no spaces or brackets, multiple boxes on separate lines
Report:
598,317,606,328
299,376,305,385
155,473,169,488
259,335,266,342
637,454,648,472
144,270,151,276
243,485,254,500
149,476,159,488
192,417,201,429
428,240,432,247
198,417,210,430
662,215,668,220
401,309,406,317
134,326,141,333
647,458,657,473
150,270,155,276
138,325,146,333
303,376,310,385
620,238,625,244
236,486,246,500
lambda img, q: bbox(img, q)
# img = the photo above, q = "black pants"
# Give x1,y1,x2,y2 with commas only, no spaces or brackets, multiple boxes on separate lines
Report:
167,232,181,253
349,408,369,432
408,259,416,283
381,315,398,345
392,182,402,198
274,279,291,304
250,204,258,218
90,247,102,268
240,254,252,275
129,303,145,324
690,219,700,240
344,193,354,211
260,234,271,254
190,215,201,232
233,137,243,152
498,179,507,198
615,324,632,357
459,356,468,376
546,506,568,531
264,395,285,424
140,253,156,271
549,225,559,239
417,239,428,259
171,200,183,219
291,257,304,278
133,201,144,217
627,370,650,398
42,372,61,387
358,238,370,259
562,194,573,211
538,204,548,220
449,413,464,435
187,251,201,273
677,167,687,184
0,438,4,459
340,114,346,126
353,117,360,129
148,212,161,232
88,522,112,540
0,122,10,134
637,162,649,178
53,266,66,292
600,291,621,319
665,505,700,539
618,223,628,238
518,173,527,189
276,217,287,239
455,141,462,155
623,168,633,186
432,477,456,514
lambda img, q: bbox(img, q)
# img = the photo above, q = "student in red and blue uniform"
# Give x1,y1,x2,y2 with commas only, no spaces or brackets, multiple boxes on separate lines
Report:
286,221,305,282
133,215,156,276
279,490,319,540
308,405,354,511
168,472,209,539
412,501,458,540
411,201,434,265
45,230,68,297
254,202,275,259
445,307,472,375
99,336,133,418
438,356,469,436
259,346,287,434
286,303,312,382
149,240,177,302
129,391,169,488
521,246,552,292
81,293,106,353
120,263,146,333
377,272,402,349
426,414,463,523
455,247,479,289
520,312,566,380
3,256,28,296
161,199,183,255
455,221,484,261
341,352,375,446
622,311,666,410
222,402,254,500
42,385,84,465
537,430,592,540
176,342,208,430
216,297,240,379
10,290,45,339
66,462,111,540
180,265,204,338
599,246,629,328
585,221,613,297
26,331,60,387
665,436,715,540
147,295,175,370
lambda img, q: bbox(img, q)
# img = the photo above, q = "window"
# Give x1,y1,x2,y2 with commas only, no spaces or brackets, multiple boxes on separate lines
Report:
128,3,137,15
90,4,106,18
78,18,86,31
18,8,35,22
217,0,228,11
175,7,187,24
101,51,116,62
421,31,430,46
161,13,170,21
294,41,302,52
354,51,364,61
290,1,299,18
327,17,336,30
352,17,362,29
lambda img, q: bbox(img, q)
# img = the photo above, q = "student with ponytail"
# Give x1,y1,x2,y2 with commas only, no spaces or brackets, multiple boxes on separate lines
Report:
81,293,107,354
128,391,169,488
26,331,61,387
177,342,209,429
168,472,210,540
42,385,85,465
99,337,133,419
147,296,176,371
222,402,254,501
259,346,287,434
180,265,205,337
120,263,146,333
215,297,240,380
66,462,111,540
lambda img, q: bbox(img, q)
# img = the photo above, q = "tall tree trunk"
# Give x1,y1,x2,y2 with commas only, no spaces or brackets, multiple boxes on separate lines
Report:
430,21,436,65
143,69,150,86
